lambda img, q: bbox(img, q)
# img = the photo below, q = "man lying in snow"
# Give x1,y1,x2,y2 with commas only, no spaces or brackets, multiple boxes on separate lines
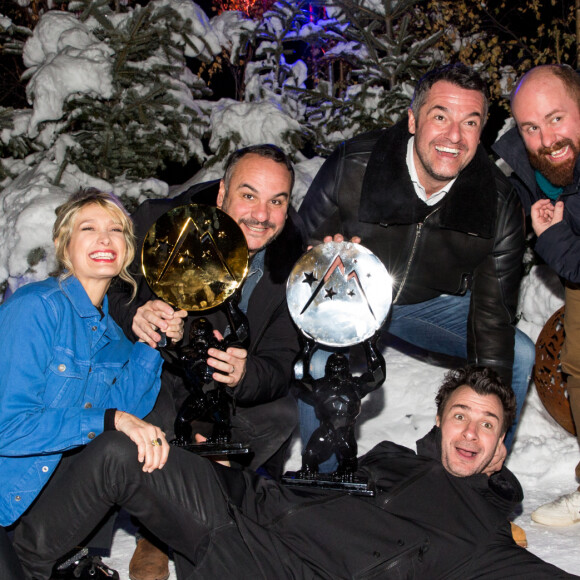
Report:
13,366,578,579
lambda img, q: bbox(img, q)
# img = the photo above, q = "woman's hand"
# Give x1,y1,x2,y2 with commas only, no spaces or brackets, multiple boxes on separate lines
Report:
133,299,187,348
114,411,169,472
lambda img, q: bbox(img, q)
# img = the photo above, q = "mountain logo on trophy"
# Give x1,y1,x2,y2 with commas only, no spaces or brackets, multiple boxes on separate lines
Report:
286,241,392,348
299,255,376,322
142,204,248,311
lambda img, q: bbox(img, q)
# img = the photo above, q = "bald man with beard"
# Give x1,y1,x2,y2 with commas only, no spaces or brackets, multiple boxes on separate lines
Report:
494,64,580,527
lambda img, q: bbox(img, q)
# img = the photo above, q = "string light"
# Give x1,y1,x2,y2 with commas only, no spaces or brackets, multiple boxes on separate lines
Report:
212,0,275,19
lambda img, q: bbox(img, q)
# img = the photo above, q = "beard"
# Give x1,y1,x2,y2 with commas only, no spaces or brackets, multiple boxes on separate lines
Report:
527,138,579,187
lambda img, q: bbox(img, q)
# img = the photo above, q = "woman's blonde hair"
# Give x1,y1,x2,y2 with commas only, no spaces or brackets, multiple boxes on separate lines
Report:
53,188,137,297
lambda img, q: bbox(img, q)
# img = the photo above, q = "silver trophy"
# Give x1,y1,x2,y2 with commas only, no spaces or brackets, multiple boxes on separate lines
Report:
284,241,392,495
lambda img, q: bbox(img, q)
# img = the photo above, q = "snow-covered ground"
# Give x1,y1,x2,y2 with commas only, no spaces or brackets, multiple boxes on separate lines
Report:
103,265,580,578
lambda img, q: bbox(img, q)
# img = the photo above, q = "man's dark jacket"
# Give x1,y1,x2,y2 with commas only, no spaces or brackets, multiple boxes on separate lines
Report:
194,427,574,579
298,121,525,385
108,180,305,406
493,126,580,283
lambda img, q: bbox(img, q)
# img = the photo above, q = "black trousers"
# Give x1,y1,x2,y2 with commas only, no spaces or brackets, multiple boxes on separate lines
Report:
1,526,24,579
11,432,576,580
12,432,277,580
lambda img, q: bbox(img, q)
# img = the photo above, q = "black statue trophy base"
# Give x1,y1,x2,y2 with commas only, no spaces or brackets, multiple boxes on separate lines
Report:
168,310,252,459
171,439,250,457
281,337,386,498
282,470,375,496
168,380,249,458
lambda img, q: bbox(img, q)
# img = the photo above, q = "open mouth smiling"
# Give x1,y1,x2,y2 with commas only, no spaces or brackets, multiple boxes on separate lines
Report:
89,251,116,261
456,446,478,460
435,145,461,157
548,145,569,160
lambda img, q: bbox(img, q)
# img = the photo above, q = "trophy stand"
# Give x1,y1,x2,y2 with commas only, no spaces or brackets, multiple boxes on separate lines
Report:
282,241,392,496
168,312,250,457
142,204,251,457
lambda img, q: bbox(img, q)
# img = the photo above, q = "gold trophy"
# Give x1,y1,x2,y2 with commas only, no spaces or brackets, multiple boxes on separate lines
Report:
142,204,250,456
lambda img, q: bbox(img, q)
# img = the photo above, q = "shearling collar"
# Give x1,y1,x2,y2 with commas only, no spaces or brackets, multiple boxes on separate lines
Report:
359,121,497,238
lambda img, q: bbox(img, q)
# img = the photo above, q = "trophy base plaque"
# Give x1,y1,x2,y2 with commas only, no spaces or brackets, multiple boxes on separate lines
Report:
171,440,250,457
282,471,375,496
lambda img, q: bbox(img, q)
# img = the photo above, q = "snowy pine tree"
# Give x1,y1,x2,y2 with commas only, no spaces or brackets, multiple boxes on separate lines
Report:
0,0,528,294
0,0,222,292
198,1,309,169
32,0,217,183
293,0,444,155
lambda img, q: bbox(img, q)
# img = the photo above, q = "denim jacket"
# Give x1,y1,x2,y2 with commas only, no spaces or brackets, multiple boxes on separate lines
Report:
0,276,163,525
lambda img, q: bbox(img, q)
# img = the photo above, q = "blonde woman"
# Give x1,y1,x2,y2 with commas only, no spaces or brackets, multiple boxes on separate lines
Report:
0,190,182,578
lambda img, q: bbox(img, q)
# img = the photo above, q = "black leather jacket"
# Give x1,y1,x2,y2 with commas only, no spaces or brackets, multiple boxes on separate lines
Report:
298,121,525,385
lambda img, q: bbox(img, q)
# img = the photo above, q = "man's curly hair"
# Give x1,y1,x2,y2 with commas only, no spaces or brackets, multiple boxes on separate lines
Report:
436,366,516,435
